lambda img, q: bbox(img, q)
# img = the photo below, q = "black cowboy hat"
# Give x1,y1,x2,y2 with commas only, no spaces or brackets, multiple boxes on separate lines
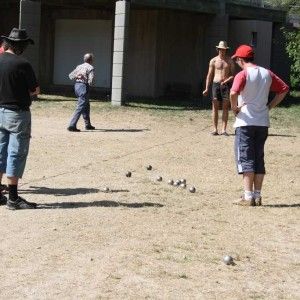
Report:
1,28,34,44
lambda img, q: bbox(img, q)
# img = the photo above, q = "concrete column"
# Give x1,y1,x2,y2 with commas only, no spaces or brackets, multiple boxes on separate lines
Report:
205,14,229,61
111,0,130,106
19,0,41,76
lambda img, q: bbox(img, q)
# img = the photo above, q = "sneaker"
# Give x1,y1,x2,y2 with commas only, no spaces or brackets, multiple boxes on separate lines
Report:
85,125,95,130
211,131,218,136
254,197,262,206
0,183,8,192
6,196,37,210
67,126,80,132
233,196,255,206
0,194,7,206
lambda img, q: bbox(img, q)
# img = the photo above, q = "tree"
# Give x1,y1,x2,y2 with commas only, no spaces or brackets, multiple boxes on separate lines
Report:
283,28,300,88
265,0,300,89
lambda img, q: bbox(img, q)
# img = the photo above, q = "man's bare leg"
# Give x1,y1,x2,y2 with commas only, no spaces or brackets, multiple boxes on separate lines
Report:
243,172,254,199
221,100,230,134
212,99,219,134
253,174,264,205
7,176,18,185
254,174,264,191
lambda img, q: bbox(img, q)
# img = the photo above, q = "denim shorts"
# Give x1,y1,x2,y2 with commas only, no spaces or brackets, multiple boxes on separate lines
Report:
235,126,268,174
0,108,31,178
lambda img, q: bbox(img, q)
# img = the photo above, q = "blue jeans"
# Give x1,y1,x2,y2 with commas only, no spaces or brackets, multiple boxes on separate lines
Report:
69,83,91,127
0,108,31,178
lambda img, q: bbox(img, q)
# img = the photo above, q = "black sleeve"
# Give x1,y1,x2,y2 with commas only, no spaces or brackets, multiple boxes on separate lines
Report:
23,62,39,92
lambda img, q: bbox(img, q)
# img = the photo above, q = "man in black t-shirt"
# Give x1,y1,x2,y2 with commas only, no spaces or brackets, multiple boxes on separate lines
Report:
0,28,40,210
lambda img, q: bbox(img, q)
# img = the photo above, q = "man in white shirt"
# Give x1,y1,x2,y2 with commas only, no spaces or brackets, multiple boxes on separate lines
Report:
68,53,95,132
230,45,289,206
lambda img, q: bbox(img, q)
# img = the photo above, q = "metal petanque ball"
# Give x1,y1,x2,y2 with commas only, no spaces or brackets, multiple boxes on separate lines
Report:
126,171,132,177
104,187,110,193
156,176,162,182
180,183,186,188
168,179,174,185
180,179,186,184
223,255,234,265
189,186,196,193
174,180,180,187
146,165,152,170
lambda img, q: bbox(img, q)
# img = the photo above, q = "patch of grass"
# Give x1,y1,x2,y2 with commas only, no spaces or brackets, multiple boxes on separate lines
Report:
289,90,300,99
35,94,299,129
270,104,300,129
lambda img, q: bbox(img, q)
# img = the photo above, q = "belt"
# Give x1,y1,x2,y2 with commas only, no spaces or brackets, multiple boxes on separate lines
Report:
0,106,30,111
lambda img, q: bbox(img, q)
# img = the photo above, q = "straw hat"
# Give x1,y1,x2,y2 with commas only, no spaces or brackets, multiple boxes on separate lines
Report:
216,41,229,49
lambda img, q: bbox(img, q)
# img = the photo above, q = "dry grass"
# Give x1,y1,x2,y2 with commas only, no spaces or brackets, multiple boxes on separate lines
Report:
0,96,299,299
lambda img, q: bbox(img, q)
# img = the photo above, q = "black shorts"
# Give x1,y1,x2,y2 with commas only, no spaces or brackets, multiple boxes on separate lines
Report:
235,126,268,174
212,82,229,101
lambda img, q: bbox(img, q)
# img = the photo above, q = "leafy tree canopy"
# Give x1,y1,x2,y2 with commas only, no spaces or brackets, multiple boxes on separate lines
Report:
265,0,300,89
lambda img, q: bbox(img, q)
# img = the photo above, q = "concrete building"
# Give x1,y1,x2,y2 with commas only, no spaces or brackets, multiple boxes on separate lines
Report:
0,0,288,105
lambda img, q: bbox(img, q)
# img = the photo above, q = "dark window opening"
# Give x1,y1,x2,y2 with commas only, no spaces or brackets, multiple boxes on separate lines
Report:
251,32,257,48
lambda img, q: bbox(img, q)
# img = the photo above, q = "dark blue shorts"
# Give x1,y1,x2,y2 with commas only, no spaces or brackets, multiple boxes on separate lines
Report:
212,82,229,101
235,126,268,174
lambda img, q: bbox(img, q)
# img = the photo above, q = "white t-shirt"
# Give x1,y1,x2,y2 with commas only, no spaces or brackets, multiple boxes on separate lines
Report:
231,66,289,128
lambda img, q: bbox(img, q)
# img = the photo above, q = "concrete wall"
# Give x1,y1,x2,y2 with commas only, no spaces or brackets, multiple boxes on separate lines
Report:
39,5,113,95
157,10,209,98
0,3,19,38
0,1,286,100
204,14,229,64
228,19,273,68
126,9,158,98
126,9,209,99
53,19,112,88
19,0,41,75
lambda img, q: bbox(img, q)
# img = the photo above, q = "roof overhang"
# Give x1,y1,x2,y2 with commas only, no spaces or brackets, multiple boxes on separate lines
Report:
131,0,287,22
0,0,287,23
131,0,218,14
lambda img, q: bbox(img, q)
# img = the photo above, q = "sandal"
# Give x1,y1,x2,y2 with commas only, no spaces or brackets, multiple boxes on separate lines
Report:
220,132,229,136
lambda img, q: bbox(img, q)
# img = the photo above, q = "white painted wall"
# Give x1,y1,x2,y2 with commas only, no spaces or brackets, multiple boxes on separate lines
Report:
53,19,112,88
229,20,272,68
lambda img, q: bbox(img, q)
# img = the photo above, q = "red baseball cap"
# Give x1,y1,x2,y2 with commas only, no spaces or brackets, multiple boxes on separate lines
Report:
232,45,254,59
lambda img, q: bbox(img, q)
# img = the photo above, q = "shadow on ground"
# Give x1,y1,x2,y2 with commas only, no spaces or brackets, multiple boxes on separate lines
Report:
37,200,164,209
19,186,129,196
263,203,300,208
82,128,149,133
268,134,297,137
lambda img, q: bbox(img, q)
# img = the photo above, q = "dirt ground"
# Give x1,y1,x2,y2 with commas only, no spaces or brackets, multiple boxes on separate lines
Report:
0,98,299,299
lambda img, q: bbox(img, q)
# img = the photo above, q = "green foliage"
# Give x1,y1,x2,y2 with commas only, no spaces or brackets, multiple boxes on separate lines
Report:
265,0,300,89
283,29,300,88
265,0,300,14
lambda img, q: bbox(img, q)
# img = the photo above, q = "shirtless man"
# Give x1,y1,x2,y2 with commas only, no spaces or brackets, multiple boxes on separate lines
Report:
203,41,235,136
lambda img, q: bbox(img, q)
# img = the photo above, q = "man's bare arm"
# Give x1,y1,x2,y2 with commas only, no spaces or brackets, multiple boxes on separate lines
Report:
268,91,288,110
203,59,215,96
222,59,235,85
230,90,240,116
30,86,40,96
